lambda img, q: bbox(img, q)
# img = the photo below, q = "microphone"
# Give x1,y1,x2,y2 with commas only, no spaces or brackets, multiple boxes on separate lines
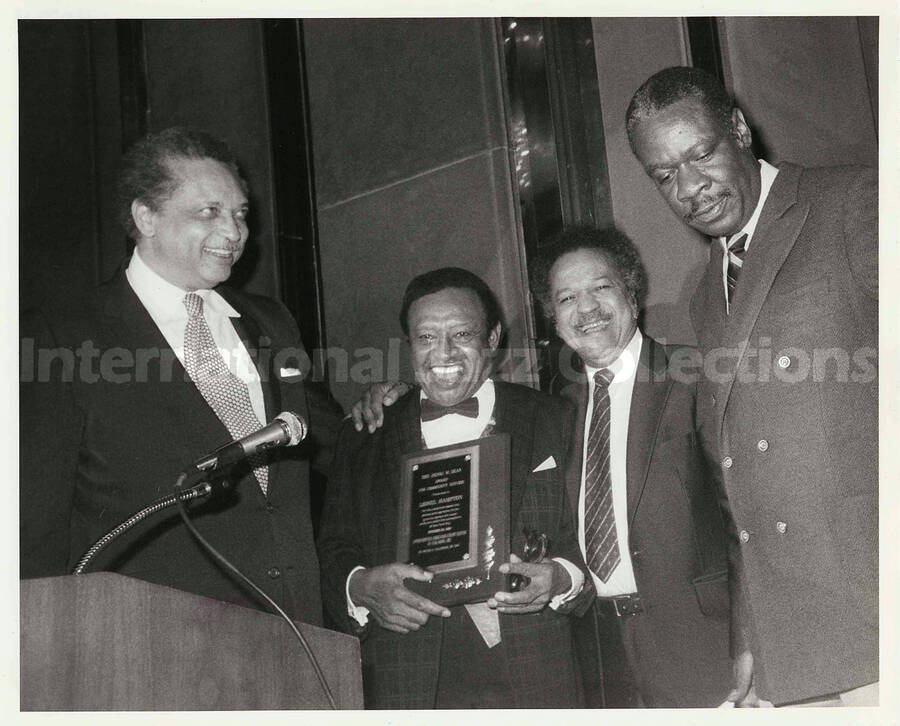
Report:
191,411,307,475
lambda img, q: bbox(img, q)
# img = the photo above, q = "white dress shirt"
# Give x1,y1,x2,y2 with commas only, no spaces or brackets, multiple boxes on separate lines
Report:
420,377,496,449
719,159,779,313
347,377,583,626
579,328,642,597
125,247,267,423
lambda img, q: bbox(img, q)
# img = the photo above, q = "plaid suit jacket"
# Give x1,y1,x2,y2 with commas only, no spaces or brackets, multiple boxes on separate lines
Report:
317,380,592,708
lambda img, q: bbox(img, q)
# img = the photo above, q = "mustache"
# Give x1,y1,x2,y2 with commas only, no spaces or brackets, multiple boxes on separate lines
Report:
684,191,732,221
575,310,613,327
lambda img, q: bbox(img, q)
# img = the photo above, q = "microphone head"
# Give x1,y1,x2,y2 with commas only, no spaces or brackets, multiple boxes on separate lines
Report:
275,411,307,446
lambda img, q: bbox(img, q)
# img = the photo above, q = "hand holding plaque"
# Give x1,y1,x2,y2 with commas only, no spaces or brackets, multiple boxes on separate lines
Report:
348,562,450,633
489,554,572,614
508,527,548,592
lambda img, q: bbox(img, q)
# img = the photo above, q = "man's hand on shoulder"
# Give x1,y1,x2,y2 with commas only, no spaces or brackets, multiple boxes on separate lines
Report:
349,563,450,633
487,554,572,614
350,382,410,433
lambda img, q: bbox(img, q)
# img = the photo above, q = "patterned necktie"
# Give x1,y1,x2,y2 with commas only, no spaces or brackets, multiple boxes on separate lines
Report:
584,368,619,582
726,233,749,307
182,293,268,494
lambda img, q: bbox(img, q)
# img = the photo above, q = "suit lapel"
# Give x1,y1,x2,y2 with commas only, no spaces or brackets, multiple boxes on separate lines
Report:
101,269,233,454
717,163,808,430
557,370,589,523
383,391,425,505
215,287,280,422
625,337,673,528
491,382,531,531
228,311,280,419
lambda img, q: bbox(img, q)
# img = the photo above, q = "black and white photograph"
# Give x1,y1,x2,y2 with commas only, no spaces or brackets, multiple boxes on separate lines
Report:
11,2,894,719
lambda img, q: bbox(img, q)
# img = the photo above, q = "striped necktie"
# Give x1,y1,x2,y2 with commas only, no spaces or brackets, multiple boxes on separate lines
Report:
182,293,268,494
584,368,619,582
726,233,749,308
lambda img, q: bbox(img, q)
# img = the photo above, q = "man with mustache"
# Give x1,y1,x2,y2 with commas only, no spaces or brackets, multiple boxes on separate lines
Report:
351,233,733,707
20,127,342,625
531,227,732,707
318,267,592,708
626,66,877,707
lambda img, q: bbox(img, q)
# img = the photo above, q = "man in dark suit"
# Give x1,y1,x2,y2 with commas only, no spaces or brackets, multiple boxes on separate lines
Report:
20,127,342,625
317,267,592,709
626,66,878,706
530,226,732,707
348,247,732,707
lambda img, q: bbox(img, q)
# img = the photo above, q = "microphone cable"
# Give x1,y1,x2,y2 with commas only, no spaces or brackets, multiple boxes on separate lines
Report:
172,472,338,710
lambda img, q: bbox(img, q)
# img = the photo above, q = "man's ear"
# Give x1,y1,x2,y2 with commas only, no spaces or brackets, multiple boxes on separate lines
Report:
131,199,156,238
488,322,502,352
731,108,753,150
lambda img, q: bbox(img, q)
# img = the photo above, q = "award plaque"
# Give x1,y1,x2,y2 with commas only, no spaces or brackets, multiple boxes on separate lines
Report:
397,433,510,606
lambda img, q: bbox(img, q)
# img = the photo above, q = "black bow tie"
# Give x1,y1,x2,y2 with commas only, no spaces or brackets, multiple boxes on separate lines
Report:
420,396,479,422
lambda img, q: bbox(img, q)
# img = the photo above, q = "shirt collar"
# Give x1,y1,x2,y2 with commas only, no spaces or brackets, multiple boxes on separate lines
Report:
583,327,643,387
126,247,240,320
720,159,779,251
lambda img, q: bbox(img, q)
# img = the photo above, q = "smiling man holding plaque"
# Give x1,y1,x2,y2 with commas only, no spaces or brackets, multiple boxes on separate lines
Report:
317,267,592,709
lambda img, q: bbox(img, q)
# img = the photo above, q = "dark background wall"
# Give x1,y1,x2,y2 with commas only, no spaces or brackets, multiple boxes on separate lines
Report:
140,20,281,297
303,19,533,409
19,20,288,304
19,21,123,310
19,17,879,409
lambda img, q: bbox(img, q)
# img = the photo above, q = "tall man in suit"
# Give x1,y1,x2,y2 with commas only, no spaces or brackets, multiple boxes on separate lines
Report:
20,127,342,624
530,226,732,707
626,66,878,706
317,267,592,709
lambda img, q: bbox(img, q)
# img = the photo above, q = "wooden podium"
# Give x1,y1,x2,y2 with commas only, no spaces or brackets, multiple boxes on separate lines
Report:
20,573,363,710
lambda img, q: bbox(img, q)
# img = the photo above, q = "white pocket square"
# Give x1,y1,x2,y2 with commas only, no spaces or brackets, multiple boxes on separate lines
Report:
532,456,556,473
279,367,304,378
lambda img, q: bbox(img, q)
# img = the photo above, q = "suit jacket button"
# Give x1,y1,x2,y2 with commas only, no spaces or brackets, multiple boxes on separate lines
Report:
723,456,733,469
268,566,281,579
739,530,750,543
266,502,276,512
757,439,769,452
777,355,791,369
776,521,787,534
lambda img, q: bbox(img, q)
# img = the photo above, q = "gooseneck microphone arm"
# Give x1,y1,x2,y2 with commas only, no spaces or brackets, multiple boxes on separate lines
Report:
71,483,212,575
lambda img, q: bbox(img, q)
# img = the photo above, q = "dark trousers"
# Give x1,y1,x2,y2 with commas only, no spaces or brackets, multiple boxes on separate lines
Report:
576,600,646,708
434,610,514,708
433,610,583,709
